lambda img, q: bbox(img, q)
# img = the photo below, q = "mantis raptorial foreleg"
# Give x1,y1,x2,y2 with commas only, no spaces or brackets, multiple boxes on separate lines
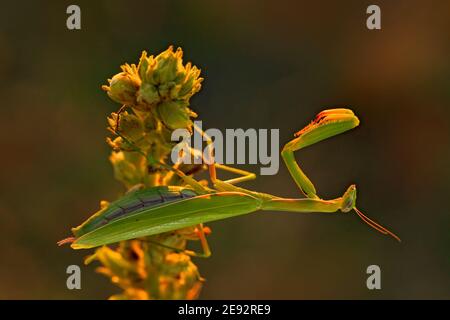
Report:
281,109,360,199
194,110,357,203
278,109,400,241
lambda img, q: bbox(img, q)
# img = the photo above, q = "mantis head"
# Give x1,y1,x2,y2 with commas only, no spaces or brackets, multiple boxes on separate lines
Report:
341,184,357,213
341,184,401,242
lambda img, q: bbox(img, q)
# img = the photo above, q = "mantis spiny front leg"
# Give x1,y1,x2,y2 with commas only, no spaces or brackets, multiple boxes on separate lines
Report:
281,109,359,199
279,108,400,241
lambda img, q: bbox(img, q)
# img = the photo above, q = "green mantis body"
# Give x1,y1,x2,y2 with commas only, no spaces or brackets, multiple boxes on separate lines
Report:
59,108,400,252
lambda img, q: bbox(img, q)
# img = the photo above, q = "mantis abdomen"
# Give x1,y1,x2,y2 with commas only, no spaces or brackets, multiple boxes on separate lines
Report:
71,186,199,237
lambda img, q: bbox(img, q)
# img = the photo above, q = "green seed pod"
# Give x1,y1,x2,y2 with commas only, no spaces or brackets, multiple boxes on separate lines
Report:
137,82,160,107
103,72,139,105
177,76,194,99
177,64,203,100
157,100,193,130
154,46,183,84
137,51,151,83
157,82,176,100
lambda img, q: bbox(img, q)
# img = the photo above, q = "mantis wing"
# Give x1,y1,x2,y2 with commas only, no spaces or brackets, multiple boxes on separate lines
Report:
72,191,261,249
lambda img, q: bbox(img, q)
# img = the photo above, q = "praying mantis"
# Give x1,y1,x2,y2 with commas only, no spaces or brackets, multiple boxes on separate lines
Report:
58,108,400,256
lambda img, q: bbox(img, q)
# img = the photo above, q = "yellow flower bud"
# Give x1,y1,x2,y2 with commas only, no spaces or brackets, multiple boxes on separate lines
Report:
94,246,141,280
177,64,203,100
109,151,146,188
102,72,139,105
117,112,144,141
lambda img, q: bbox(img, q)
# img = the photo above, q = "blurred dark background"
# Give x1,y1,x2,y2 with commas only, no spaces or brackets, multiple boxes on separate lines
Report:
0,0,449,299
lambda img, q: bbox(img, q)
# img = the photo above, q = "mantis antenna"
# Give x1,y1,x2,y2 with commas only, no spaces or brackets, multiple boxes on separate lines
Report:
354,207,401,242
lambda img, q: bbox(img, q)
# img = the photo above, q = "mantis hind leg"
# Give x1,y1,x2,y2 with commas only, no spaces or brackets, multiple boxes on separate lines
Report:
213,163,256,185
281,109,360,199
